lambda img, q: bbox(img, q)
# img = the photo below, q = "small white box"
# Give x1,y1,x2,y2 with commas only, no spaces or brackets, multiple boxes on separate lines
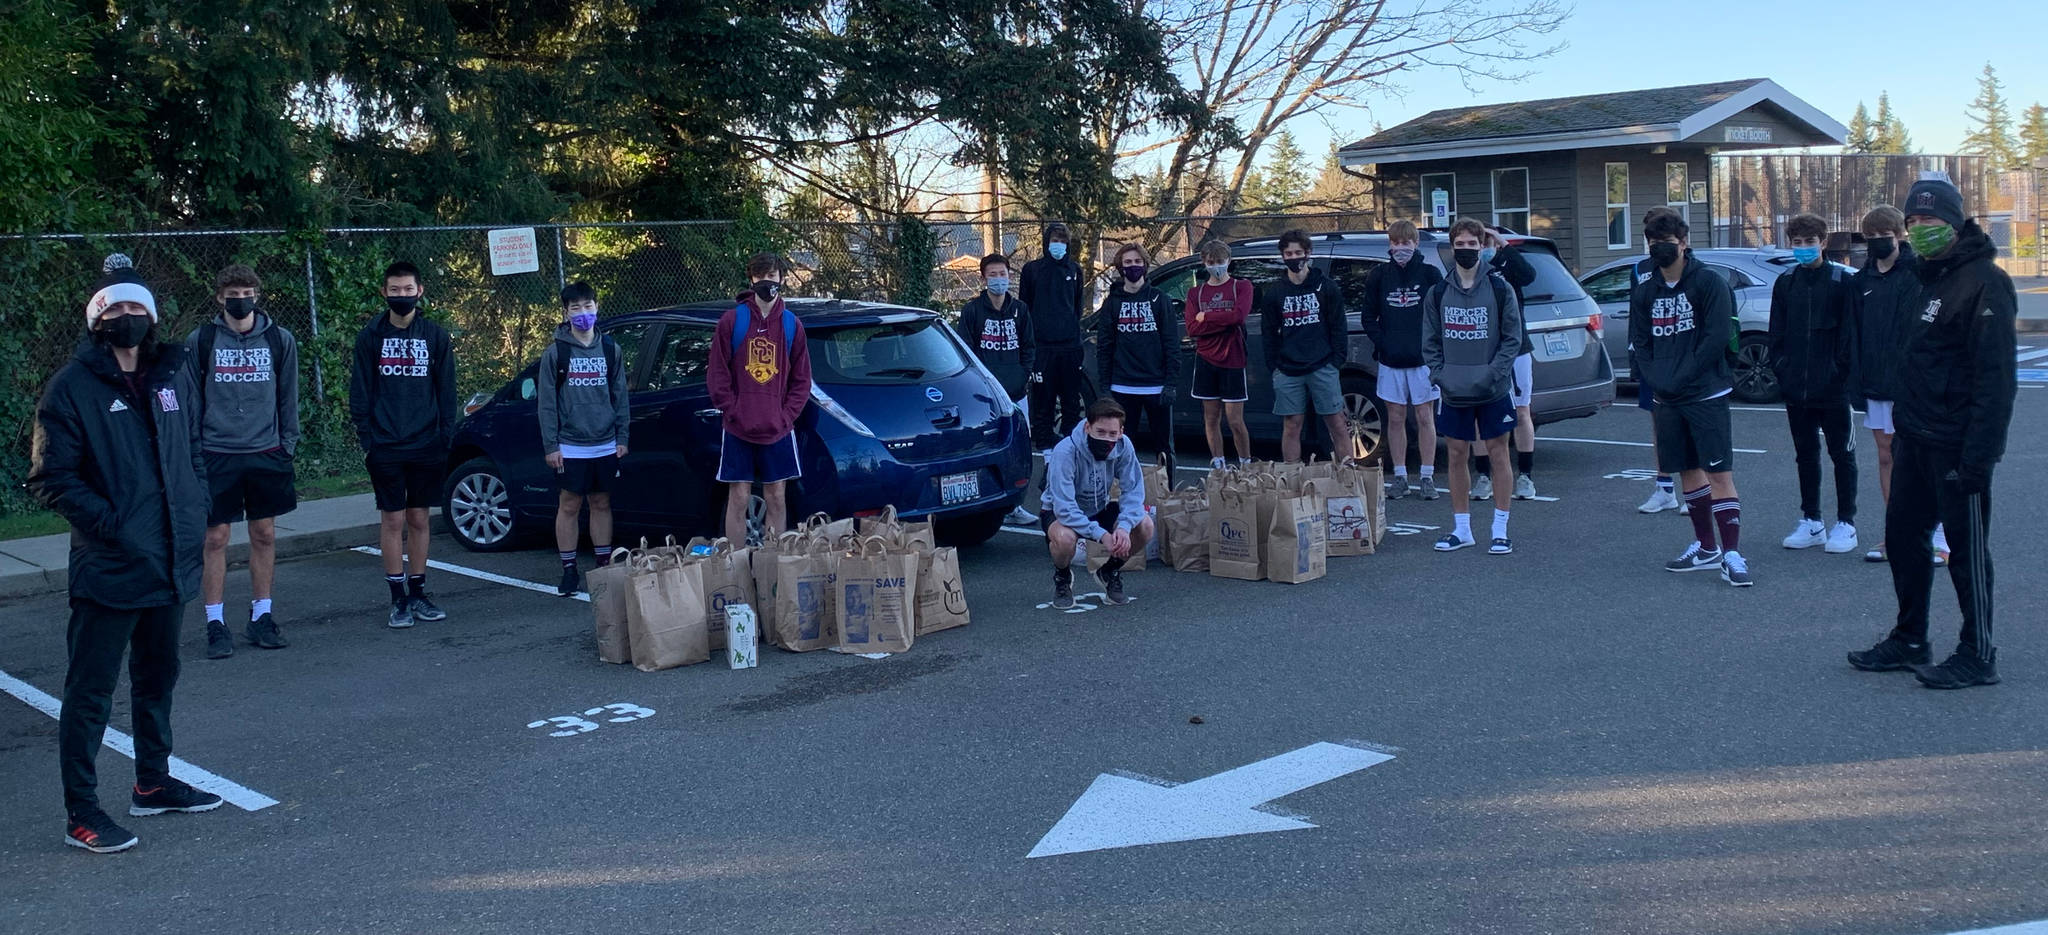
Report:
724,604,759,669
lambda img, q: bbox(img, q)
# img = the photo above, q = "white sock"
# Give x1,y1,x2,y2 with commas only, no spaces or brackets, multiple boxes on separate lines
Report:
1420,465,1435,478
1932,524,1949,550
1453,513,1471,540
251,598,273,618
204,603,224,624
1393,466,1408,479
1492,508,1510,541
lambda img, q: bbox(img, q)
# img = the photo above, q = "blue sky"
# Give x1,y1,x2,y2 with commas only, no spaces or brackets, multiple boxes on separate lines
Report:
1286,0,2046,158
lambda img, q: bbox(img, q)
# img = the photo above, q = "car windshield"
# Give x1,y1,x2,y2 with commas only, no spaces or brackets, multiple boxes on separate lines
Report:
807,317,970,385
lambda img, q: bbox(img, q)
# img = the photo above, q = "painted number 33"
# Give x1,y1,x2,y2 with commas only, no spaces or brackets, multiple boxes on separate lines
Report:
526,702,656,737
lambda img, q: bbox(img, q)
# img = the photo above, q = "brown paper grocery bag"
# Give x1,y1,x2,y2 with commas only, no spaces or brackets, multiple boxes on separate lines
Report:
685,537,753,651
858,504,935,554
914,546,970,635
771,535,839,652
1085,535,1146,574
624,552,710,670
586,548,635,664
1207,480,1263,581
1142,453,1172,508
1267,487,1328,584
802,511,858,544
1334,460,1387,553
835,537,918,654
1166,496,1210,573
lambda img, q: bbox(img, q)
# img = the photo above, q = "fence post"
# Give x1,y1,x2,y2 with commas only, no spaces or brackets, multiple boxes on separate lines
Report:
304,244,324,399
554,226,567,293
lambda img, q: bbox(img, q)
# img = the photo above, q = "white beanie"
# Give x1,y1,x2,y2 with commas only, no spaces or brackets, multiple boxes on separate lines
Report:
84,253,158,326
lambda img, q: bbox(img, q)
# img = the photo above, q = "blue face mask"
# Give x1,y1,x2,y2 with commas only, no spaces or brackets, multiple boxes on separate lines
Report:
1793,246,1822,265
985,277,1010,296
1047,242,1068,261
1480,247,1496,265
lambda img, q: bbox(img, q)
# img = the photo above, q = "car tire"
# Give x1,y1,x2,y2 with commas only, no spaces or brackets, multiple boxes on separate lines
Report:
1732,333,1779,404
444,457,524,552
936,507,1007,548
710,487,769,546
1339,375,1386,464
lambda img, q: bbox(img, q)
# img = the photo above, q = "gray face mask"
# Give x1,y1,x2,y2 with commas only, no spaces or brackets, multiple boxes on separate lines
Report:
1204,264,1229,280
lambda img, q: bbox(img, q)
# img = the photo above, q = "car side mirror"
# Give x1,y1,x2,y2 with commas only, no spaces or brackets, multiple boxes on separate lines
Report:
520,377,536,401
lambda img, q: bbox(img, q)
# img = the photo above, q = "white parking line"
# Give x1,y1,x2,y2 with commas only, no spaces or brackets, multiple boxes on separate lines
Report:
0,668,280,812
350,546,590,603
1540,436,1768,454
1730,406,1783,413
1943,920,2048,934
999,525,1048,538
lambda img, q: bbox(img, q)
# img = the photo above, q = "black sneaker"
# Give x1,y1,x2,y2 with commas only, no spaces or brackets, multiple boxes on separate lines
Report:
246,613,287,649
204,621,234,659
1914,649,1999,689
408,594,448,622
1051,566,1075,610
65,809,137,853
1097,563,1129,605
1847,637,1930,672
558,564,581,597
130,777,224,817
387,599,414,629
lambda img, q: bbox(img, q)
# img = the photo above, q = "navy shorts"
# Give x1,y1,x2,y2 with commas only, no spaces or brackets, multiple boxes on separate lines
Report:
1436,396,1517,442
717,432,801,484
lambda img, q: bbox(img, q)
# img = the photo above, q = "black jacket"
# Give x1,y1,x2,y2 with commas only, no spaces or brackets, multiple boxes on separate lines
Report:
1259,268,1349,376
1361,258,1442,368
28,339,207,609
1018,256,1085,349
1894,221,2018,484
1850,245,1921,402
1766,262,1855,405
1488,244,1538,357
348,312,458,457
958,292,1036,399
1629,253,1735,404
1097,285,1180,389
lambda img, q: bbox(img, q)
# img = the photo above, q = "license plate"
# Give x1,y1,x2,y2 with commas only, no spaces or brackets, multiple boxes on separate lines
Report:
940,472,981,505
1541,330,1573,360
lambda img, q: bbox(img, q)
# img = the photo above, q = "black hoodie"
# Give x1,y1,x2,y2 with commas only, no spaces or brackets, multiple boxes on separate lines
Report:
1850,243,1920,402
1018,247,1085,350
1628,252,1735,404
1893,220,2017,483
958,291,1036,399
1766,261,1855,405
29,339,207,609
1259,267,1349,376
1360,256,1442,368
348,311,458,457
1097,283,1180,389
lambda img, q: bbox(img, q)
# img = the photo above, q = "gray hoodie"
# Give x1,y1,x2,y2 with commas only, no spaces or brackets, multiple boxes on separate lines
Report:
536,324,630,454
1422,269,1522,407
186,313,301,455
1039,420,1145,541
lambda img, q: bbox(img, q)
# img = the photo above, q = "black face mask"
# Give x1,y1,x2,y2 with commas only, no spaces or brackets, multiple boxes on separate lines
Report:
385,295,420,316
223,296,256,320
1086,435,1116,461
1452,248,1480,270
100,314,152,349
1649,242,1682,269
1283,257,1308,273
751,280,780,302
1866,236,1896,261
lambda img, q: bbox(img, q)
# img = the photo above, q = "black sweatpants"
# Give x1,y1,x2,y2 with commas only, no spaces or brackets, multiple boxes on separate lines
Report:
61,599,184,816
1786,402,1857,523
1111,390,1175,480
1887,437,1994,660
1029,346,1088,451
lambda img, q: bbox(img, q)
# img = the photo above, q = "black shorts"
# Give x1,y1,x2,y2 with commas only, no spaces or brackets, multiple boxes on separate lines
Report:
558,454,619,495
205,450,297,526
1190,359,1248,403
1040,502,1120,534
1652,395,1735,474
367,452,446,513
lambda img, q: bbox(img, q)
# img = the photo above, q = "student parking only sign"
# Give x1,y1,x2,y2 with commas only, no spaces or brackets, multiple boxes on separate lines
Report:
487,227,541,276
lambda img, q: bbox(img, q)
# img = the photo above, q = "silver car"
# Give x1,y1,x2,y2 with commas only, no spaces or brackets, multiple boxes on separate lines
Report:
1580,248,1854,404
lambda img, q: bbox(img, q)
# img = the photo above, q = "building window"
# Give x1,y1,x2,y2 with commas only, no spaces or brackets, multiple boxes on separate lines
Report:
1420,172,1456,227
1605,162,1630,249
1491,167,1530,233
1666,162,1689,227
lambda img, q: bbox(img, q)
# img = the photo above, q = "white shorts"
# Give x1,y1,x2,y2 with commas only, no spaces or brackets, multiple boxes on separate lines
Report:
1864,399,1894,434
1377,363,1439,406
1511,353,1533,408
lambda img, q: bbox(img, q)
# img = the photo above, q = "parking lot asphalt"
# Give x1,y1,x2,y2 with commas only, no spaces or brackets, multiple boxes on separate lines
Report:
4,392,2046,935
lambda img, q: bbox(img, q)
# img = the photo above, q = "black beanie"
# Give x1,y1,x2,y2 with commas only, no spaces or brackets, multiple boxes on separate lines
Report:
1904,177,1966,229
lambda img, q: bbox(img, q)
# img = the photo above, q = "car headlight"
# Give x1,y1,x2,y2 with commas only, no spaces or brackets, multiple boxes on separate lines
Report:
810,384,876,437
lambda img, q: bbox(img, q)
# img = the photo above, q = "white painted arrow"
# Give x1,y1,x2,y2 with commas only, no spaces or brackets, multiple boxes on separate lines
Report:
1027,741,1395,858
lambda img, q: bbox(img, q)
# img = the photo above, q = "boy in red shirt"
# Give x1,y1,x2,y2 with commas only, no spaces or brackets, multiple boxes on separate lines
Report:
1184,239,1253,468
707,253,813,544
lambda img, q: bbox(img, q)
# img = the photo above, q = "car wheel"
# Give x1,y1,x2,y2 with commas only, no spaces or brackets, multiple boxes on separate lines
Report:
936,507,1007,548
444,458,522,552
1732,334,1779,404
711,487,769,546
1339,377,1385,463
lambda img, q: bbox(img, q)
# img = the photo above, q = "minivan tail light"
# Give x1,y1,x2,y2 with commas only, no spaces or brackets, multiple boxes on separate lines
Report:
463,391,492,415
810,384,877,437
1585,317,1602,336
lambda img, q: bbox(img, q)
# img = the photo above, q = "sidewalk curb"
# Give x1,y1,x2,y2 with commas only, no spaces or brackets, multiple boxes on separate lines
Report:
0,521,384,602
2019,318,2048,334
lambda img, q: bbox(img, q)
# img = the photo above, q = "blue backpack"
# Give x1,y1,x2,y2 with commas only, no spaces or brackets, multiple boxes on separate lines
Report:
732,306,800,359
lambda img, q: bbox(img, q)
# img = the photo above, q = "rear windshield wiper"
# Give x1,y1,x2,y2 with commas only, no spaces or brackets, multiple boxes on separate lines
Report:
868,367,928,378
1520,293,1558,303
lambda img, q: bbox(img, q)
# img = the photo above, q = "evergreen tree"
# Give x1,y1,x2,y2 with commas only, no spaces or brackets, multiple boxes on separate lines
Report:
1873,93,1913,154
1960,63,2017,168
1843,103,1874,154
1258,131,1312,209
2020,103,2048,167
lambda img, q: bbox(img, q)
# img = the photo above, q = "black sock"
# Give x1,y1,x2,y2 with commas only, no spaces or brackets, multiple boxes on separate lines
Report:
407,574,426,598
1473,455,1492,475
1516,450,1533,475
1100,555,1127,574
560,550,578,568
591,543,611,564
385,574,407,604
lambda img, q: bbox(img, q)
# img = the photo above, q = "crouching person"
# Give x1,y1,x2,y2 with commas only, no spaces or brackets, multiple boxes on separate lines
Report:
1041,398,1152,609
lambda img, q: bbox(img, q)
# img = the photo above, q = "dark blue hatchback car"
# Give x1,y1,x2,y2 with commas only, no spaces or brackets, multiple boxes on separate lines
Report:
441,298,1032,551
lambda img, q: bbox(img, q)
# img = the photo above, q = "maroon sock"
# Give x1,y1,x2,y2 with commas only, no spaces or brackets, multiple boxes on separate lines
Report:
1711,497,1741,552
1683,486,1716,549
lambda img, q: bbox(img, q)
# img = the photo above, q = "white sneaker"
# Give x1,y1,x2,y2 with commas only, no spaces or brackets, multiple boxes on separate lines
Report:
1470,475,1493,501
1932,524,1951,565
1003,506,1038,527
1823,522,1858,554
1210,456,1226,470
1638,489,1680,514
1781,518,1827,550
1512,474,1536,500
